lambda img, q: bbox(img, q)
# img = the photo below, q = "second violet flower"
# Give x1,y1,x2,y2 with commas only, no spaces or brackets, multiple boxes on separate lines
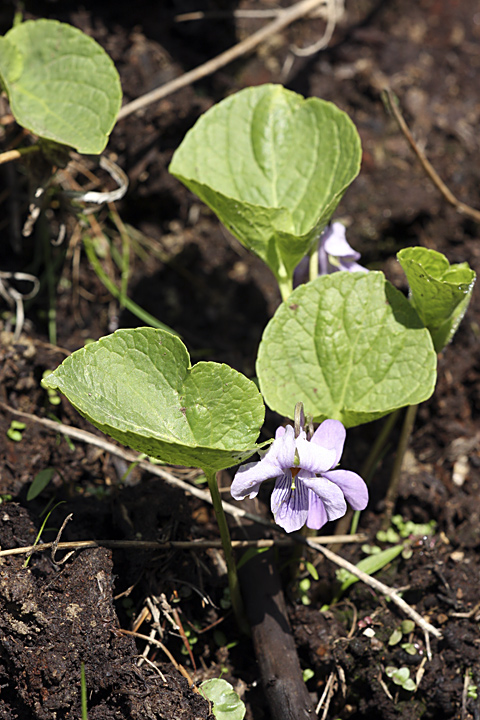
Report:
231,419,368,533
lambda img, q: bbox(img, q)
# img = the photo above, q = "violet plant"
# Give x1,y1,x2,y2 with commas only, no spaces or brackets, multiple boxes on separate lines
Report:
0,19,121,155
42,83,476,630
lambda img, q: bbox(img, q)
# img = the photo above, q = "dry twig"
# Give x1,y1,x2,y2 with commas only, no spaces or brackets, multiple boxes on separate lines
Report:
383,87,480,223
117,0,328,120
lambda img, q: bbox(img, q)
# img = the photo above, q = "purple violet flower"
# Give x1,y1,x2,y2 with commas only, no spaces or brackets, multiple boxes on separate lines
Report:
230,420,368,533
294,222,367,286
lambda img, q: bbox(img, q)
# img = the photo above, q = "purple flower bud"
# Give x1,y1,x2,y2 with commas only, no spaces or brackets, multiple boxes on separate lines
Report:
294,222,367,287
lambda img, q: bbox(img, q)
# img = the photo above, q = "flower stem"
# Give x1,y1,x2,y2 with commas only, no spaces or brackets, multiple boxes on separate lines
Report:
205,470,249,634
381,403,419,530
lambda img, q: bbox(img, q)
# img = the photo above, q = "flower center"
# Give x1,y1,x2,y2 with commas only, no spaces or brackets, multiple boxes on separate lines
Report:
290,466,300,490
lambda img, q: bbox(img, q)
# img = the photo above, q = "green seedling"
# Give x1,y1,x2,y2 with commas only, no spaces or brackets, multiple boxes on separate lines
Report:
377,514,437,543
385,666,416,692
199,678,246,720
42,370,61,405
7,420,26,442
27,467,56,501
299,577,311,606
388,620,419,655
467,685,478,700
302,668,315,683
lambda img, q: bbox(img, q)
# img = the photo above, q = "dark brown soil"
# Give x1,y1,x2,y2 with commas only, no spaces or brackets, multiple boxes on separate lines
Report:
1,0,480,718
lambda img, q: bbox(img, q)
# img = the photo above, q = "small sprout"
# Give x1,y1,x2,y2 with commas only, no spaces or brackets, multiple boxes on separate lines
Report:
7,420,26,442
388,628,403,646
376,527,400,543
305,561,319,581
299,577,311,606
385,666,416,692
303,668,315,683
467,685,478,700
361,543,382,555
27,467,56,501
401,642,417,656
42,370,61,405
401,620,415,634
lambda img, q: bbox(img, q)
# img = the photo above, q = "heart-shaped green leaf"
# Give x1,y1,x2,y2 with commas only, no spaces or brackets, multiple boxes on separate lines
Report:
397,247,476,352
0,19,122,154
256,271,437,427
42,328,266,473
169,84,361,296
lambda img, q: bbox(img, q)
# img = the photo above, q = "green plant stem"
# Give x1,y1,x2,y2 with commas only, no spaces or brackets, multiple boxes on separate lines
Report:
41,216,57,345
109,208,131,308
309,245,319,284
361,409,400,482
277,275,293,302
381,404,419,530
338,410,400,537
82,235,179,336
204,470,249,634
80,663,88,720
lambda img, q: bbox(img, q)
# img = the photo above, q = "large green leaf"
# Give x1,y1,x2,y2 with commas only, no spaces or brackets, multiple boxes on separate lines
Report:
256,271,437,427
42,328,266,473
397,247,476,352
0,19,122,153
169,84,361,294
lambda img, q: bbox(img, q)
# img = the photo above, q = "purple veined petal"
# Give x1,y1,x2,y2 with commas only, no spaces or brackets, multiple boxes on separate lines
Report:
311,419,346,467
271,473,309,533
306,489,328,530
323,223,361,261
296,434,337,473
322,470,369,511
275,426,286,439
301,472,347,522
231,458,279,501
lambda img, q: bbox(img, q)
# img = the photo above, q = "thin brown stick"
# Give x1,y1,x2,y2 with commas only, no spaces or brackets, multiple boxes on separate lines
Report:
117,0,327,120
0,535,366,559
383,87,480,223
308,538,442,643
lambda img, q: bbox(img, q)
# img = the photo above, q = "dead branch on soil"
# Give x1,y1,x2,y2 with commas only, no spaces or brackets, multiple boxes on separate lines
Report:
383,87,480,224
308,538,442,649
0,536,364,559
117,0,328,121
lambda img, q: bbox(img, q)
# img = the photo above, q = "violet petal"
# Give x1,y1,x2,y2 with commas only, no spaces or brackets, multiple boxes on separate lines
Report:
322,469,369,510
311,419,346,467
301,472,347,521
